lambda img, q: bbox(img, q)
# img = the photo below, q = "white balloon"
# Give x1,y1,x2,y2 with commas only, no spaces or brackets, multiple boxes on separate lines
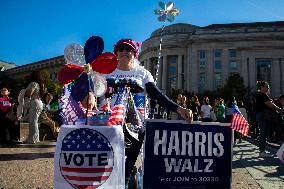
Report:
64,43,86,66
90,71,107,97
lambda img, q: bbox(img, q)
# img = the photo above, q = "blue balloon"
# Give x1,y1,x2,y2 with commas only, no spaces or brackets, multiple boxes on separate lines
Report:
71,72,95,102
84,36,104,63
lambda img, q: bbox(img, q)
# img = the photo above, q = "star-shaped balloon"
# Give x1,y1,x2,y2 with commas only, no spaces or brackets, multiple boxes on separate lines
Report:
154,1,179,22
58,36,118,98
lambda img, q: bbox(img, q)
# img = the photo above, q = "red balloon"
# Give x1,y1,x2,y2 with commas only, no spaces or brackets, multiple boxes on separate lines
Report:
90,52,118,74
57,64,84,85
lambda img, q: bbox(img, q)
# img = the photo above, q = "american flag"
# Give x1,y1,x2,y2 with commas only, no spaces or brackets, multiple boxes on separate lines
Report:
107,88,128,126
229,105,249,136
60,128,114,189
133,94,145,118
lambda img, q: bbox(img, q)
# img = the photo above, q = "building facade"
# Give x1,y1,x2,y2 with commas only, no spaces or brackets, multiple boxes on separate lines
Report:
1,55,65,81
139,21,284,98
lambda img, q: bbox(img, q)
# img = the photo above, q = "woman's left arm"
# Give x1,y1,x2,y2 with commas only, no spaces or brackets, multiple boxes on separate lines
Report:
145,82,192,122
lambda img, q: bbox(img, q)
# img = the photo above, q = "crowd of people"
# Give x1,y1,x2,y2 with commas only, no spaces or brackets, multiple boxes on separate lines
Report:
0,72,60,145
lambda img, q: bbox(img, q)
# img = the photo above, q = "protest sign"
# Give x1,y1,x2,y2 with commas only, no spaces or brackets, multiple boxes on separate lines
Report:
143,120,232,189
54,125,125,189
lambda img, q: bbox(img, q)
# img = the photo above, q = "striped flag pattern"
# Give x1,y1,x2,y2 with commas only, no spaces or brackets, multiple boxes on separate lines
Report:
229,105,250,136
107,88,128,126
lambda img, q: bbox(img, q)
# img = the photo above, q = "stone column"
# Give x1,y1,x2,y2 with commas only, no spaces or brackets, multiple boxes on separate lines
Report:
222,49,229,84
206,50,213,91
280,58,283,94
162,55,167,90
189,47,198,92
272,58,280,97
177,54,183,89
249,56,256,90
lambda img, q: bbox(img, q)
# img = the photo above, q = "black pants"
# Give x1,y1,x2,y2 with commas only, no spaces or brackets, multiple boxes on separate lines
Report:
0,117,20,143
123,125,145,180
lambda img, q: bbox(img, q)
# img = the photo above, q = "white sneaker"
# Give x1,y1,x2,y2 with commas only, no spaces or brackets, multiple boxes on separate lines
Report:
259,151,274,158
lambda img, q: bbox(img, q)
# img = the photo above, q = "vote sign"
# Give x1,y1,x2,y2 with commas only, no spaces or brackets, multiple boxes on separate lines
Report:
54,125,125,189
60,128,114,188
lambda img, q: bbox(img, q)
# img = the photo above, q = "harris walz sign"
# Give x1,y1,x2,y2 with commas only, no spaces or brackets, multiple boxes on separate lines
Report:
143,120,232,189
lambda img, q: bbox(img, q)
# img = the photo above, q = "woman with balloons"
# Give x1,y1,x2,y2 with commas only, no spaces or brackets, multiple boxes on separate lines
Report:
57,36,193,188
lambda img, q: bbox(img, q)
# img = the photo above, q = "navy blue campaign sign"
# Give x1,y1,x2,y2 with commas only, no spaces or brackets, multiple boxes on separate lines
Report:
143,120,232,189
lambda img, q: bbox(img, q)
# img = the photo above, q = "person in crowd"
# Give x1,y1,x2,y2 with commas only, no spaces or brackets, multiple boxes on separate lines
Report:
216,98,225,123
17,82,43,144
176,94,183,106
189,95,201,121
247,95,259,139
267,95,284,142
0,88,20,144
200,97,212,122
177,95,187,120
104,38,193,187
39,92,60,139
255,81,283,158
211,98,218,122
277,95,284,140
181,95,188,108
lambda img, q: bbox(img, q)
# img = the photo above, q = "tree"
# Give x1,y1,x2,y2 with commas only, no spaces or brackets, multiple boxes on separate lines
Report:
217,73,248,101
40,69,62,96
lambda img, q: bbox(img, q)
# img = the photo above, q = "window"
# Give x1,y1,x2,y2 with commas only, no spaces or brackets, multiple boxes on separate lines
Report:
214,60,222,69
199,60,206,69
169,67,177,74
214,50,222,58
257,59,272,83
214,73,222,88
168,56,177,65
229,49,236,57
199,50,206,59
229,61,237,70
167,56,178,89
199,73,206,89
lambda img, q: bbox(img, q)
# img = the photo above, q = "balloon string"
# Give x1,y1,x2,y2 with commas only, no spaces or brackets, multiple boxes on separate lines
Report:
155,22,165,83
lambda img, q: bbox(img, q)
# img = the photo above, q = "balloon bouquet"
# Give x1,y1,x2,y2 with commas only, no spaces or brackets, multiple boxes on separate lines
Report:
57,36,118,126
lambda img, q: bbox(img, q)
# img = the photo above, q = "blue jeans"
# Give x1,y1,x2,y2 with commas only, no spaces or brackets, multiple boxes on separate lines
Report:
256,112,270,152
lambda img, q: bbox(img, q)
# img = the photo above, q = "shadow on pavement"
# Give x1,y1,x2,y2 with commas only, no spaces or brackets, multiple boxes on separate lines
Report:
264,165,284,177
0,152,55,161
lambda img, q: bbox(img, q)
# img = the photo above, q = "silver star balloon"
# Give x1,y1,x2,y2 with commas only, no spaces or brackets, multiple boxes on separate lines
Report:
154,1,179,22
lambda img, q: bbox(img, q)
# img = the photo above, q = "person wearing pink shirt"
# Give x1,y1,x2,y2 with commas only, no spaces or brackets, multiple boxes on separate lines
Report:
0,88,18,144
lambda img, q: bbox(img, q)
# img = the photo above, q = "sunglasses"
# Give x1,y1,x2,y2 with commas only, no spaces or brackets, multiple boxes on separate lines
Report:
117,45,134,52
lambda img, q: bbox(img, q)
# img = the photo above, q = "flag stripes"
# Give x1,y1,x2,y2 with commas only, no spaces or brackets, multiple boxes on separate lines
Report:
229,113,249,136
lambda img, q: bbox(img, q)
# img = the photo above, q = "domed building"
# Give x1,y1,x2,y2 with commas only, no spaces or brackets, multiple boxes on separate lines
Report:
139,22,284,98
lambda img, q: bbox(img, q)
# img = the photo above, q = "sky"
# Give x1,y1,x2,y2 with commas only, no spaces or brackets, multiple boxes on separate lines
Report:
1,0,284,66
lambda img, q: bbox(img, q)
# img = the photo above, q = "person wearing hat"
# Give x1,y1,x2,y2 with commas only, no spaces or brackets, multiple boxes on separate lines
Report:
104,38,193,186
107,38,192,122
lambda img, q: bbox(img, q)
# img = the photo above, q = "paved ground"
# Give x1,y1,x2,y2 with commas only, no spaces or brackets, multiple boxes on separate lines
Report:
0,139,283,189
